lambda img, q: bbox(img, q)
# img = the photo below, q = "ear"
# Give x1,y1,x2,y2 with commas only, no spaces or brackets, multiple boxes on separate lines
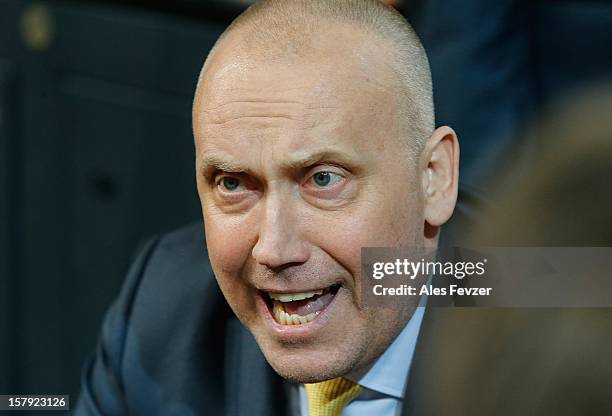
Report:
421,126,460,227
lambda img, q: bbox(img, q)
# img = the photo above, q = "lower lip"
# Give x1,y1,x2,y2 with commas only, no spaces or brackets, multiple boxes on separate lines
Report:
256,289,341,340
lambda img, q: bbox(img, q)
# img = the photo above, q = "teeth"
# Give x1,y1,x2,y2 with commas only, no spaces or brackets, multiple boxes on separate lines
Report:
269,290,323,302
272,301,320,326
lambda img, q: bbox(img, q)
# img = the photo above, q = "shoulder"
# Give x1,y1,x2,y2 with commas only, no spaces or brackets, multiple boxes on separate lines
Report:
118,221,217,314
126,221,228,335
76,222,233,415
156,221,207,251
149,221,208,263
123,221,232,412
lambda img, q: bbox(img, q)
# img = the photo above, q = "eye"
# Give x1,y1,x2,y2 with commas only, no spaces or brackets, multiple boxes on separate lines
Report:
219,176,244,192
310,171,343,188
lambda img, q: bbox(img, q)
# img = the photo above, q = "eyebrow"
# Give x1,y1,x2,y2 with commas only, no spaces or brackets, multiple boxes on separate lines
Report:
284,149,359,170
199,153,247,174
199,148,359,177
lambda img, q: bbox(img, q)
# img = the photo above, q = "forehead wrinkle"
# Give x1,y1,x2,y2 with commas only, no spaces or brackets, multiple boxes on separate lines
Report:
202,99,305,112
204,114,299,128
201,69,310,103
199,100,340,135
199,96,310,127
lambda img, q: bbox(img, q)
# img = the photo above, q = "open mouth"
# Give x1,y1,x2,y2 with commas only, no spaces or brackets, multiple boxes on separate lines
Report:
262,284,340,326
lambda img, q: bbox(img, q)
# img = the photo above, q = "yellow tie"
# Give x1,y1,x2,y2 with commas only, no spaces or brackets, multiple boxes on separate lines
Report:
305,377,364,416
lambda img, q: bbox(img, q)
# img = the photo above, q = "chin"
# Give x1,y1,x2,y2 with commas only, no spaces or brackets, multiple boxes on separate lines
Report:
268,358,352,384
257,340,364,384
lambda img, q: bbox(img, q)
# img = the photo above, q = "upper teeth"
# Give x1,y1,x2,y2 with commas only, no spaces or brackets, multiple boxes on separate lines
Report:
268,290,323,303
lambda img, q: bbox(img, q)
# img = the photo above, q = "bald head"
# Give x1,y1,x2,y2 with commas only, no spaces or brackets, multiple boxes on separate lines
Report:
193,0,459,384
195,0,434,153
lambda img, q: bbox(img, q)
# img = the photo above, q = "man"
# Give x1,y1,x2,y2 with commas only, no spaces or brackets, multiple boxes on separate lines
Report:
76,1,459,415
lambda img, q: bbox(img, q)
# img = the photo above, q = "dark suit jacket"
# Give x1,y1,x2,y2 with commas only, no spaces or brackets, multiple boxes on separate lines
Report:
75,204,612,416
75,222,289,416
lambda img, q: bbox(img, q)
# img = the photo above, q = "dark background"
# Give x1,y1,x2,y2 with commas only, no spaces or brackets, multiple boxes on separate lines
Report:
1,0,611,412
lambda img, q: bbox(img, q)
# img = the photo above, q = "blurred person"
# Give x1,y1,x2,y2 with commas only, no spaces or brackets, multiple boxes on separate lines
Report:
473,85,612,246
404,85,612,416
76,1,460,415
407,0,612,192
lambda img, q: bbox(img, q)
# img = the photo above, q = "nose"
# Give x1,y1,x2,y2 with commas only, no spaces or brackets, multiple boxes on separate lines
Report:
252,193,310,270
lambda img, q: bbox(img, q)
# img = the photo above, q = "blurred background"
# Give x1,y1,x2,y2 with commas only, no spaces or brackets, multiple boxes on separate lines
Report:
1,0,611,411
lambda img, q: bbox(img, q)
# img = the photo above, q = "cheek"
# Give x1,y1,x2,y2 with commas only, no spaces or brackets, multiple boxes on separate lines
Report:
319,197,423,248
203,210,259,324
204,212,252,275
202,197,256,274
203,206,253,279
305,191,424,280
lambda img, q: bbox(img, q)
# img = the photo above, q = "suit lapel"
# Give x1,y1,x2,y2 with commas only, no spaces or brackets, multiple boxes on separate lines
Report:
225,318,289,416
